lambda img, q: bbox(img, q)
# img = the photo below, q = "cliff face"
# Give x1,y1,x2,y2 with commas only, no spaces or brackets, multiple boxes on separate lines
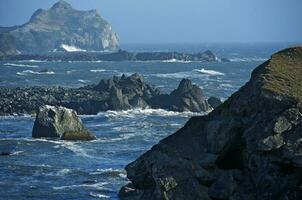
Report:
0,0,119,55
120,47,302,200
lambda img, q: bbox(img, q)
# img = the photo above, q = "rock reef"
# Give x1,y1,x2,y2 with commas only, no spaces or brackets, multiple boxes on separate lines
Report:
120,47,302,200
0,73,213,116
0,49,224,62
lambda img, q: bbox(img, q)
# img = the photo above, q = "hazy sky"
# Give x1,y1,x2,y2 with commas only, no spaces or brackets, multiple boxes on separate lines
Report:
0,0,301,44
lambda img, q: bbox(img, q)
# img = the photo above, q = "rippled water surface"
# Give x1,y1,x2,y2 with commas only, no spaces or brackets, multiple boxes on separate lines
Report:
0,43,292,199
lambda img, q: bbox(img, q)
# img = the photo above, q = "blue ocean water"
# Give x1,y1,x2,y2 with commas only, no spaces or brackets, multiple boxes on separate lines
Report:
0,43,296,199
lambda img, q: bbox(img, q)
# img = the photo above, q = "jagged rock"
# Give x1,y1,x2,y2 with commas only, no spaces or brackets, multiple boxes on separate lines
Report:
32,105,95,140
120,47,302,200
150,79,211,112
0,74,212,115
208,96,222,109
108,86,130,110
0,0,119,55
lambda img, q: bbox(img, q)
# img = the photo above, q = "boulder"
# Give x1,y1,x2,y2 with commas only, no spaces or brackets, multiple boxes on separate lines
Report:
120,47,302,199
32,105,96,140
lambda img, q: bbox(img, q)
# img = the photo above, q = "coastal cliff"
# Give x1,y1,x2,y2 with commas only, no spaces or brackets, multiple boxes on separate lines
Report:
120,47,302,199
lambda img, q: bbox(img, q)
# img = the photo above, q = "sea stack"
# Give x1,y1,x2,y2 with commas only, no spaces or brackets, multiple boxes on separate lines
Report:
0,0,119,55
120,47,302,199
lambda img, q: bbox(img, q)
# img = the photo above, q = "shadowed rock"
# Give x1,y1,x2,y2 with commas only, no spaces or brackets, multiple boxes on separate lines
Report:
120,47,302,199
32,105,96,140
208,96,222,109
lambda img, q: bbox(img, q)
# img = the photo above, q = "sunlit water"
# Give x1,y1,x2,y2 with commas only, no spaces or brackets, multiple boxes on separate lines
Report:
0,43,292,199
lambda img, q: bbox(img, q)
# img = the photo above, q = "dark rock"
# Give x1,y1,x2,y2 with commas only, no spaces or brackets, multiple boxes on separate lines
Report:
0,152,11,156
120,47,302,199
32,105,95,140
0,74,211,115
208,96,222,109
208,172,237,199
150,79,212,112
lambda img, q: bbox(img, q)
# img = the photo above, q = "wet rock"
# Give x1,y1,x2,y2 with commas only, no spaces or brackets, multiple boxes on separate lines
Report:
32,105,95,140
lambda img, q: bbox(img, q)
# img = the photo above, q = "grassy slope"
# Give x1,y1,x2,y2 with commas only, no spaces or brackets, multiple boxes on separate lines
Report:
261,46,302,102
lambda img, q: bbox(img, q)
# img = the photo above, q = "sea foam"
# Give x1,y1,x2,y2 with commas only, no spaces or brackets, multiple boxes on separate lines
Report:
193,68,225,76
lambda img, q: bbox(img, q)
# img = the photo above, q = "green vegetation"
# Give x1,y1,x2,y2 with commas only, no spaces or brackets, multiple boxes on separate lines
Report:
261,47,302,102
61,130,95,141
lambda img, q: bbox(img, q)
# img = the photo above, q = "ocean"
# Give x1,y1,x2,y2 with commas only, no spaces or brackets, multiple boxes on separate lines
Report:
0,43,296,199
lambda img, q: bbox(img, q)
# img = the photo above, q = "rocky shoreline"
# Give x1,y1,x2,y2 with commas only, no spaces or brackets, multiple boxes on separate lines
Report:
119,47,302,199
0,73,219,116
0,49,229,62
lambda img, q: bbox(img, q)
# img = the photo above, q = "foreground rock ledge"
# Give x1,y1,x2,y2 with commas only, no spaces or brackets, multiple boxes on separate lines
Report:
32,105,96,141
120,47,302,200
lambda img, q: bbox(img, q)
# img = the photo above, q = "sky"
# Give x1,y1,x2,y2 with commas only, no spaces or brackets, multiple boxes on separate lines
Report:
0,0,301,44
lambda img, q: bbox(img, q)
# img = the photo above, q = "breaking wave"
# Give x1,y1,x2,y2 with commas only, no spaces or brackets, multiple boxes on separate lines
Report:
162,58,192,63
53,182,108,190
16,70,55,76
90,69,107,73
98,108,204,119
4,63,39,68
152,68,224,79
193,68,225,76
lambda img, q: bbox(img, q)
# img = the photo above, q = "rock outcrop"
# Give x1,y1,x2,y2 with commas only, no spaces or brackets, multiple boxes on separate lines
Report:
0,74,213,115
150,79,211,112
32,105,96,140
0,0,119,55
120,47,302,199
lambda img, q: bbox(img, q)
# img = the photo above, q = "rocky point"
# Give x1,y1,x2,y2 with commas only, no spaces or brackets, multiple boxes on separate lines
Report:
119,47,302,200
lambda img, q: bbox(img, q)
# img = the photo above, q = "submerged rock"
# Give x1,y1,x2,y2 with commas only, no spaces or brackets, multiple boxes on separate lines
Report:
32,105,96,140
120,47,302,199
